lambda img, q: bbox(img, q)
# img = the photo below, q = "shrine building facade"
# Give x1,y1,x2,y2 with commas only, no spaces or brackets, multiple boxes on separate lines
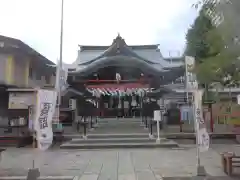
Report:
62,34,184,119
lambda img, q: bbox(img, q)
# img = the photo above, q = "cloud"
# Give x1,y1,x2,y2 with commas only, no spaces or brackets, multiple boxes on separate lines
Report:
0,0,198,63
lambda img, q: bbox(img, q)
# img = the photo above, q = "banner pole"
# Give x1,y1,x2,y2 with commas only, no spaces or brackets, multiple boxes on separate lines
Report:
156,117,160,143
27,93,40,180
193,97,200,166
186,56,208,177
185,57,189,103
193,89,207,176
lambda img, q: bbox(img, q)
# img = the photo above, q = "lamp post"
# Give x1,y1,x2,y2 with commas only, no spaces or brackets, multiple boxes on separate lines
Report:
59,0,64,99
56,0,64,124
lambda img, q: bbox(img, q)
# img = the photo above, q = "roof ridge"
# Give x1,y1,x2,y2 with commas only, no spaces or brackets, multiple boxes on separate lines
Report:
78,35,163,67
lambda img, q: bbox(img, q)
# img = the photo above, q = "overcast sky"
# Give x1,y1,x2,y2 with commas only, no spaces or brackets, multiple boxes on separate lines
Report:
0,0,198,63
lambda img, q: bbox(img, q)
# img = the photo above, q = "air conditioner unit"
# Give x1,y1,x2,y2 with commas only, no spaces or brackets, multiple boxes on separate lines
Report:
69,99,76,110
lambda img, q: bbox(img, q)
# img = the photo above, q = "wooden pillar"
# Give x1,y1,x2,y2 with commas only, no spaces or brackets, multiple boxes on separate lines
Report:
209,103,214,132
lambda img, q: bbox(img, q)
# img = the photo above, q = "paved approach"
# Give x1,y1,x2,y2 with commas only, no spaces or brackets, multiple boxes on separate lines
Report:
0,145,240,179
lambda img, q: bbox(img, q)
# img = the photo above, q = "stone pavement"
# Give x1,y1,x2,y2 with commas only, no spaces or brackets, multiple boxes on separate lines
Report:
0,145,240,179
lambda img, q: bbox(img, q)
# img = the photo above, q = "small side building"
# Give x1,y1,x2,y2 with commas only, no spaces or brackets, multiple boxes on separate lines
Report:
0,35,56,139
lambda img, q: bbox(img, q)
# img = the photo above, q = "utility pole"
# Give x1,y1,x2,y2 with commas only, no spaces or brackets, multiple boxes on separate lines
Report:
56,0,64,124
59,0,64,70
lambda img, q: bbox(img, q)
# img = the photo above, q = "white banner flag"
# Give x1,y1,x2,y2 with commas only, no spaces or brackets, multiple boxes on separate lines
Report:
237,94,240,105
194,90,204,126
198,128,210,152
194,89,209,152
185,56,198,90
185,56,195,71
35,89,57,150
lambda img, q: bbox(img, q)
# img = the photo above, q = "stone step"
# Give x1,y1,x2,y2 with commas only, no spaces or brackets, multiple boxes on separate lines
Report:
60,140,178,149
0,176,74,180
92,126,146,130
69,137,157,144
89,130,148,135
96,123,143,127
96,120,141,124
97,121,142,125
161,133,237,139
174,138,238,144
98,117,141,121
63,133,149,139
97,122,142,126
90,124,147,134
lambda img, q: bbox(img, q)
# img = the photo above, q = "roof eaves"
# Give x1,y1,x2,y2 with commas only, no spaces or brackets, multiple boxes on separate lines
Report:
19,41,55,65
0,35,55,65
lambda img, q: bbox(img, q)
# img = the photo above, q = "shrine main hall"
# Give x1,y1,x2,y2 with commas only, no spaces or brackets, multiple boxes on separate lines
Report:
61,34,184,120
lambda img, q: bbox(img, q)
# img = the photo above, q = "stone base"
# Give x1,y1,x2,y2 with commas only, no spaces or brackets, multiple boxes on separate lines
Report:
94,123,99,127
82,135,88,140
27,168,40,180
149,134,154,139
196,165,207,176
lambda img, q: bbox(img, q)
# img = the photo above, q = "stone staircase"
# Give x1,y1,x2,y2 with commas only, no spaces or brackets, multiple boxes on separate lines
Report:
60,118,178,149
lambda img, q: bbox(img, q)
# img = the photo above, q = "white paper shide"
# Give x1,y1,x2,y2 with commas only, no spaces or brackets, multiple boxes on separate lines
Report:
35,89,57,150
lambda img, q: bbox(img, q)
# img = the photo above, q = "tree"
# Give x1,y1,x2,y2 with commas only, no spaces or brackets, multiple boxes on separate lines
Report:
187,1,240,88
195,0,240,57
185,6,226,84
185,10,213,61
184,2,240,102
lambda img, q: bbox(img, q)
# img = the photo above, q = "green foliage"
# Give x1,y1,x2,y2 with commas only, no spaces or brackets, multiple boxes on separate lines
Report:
185,9,213,61
185,7,226,83
185,3,240,87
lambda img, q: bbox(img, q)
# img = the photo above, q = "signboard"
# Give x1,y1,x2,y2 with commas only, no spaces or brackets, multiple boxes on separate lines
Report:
34,89,57,151
69,99,76,110
154,110,162,121
8,92,35,109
